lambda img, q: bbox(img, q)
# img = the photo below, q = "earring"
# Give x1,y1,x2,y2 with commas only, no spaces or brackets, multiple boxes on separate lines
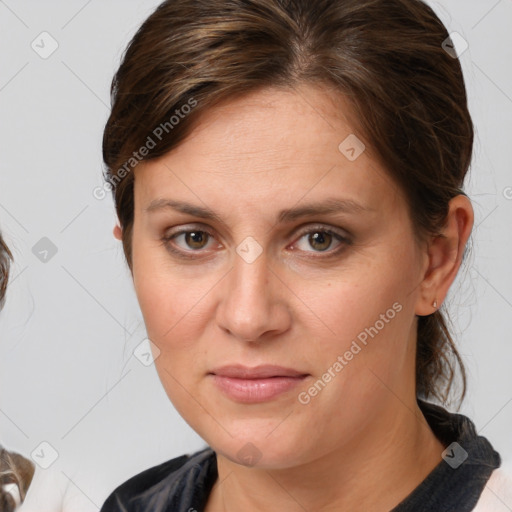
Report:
432,299,438,309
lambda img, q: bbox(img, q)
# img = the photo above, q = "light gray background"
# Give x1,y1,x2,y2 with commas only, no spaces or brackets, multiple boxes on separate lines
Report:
0,0,511,509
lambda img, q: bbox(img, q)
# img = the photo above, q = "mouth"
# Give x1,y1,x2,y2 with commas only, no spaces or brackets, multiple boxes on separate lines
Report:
208,364,310,403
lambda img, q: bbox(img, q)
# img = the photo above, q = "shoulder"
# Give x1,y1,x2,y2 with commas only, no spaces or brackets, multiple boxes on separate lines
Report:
472,466,512,511
100,447,215,512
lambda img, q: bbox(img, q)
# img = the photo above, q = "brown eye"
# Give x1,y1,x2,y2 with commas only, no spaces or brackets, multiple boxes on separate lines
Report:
307,231,333,252
162,226,218,259
292,225,352,258
291,225,350,256
183,231,209,250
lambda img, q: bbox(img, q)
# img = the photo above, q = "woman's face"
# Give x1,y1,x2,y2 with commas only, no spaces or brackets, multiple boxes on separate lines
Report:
130,84,429,468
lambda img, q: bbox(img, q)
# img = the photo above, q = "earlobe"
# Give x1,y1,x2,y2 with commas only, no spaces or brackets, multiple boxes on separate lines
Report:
113,224,122,240
415,195,474,316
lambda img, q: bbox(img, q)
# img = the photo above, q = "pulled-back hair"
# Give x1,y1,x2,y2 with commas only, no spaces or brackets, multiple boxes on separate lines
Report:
102,0,473,406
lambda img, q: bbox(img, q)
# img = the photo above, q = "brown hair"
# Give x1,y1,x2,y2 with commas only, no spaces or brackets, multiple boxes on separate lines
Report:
1,445,35,511
0,232,12,309
103,0,472,406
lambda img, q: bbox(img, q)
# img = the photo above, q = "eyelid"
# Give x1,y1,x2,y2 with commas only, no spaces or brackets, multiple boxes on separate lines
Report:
292,223,350,240
163,223,216,239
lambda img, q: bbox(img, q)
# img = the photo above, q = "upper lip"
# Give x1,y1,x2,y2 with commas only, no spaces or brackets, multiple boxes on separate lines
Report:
210,364,308,379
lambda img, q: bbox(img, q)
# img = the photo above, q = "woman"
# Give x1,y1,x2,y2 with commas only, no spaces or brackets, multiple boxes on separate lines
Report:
0,233,36,511
99,0,512,510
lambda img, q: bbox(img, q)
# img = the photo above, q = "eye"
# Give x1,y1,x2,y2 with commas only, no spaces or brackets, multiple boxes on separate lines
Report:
163,227,216,255
291,225,350,255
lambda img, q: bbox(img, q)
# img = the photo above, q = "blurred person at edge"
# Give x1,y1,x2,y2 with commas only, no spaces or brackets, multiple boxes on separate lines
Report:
0,232,35,511
0,231,98,512
98,0,512,511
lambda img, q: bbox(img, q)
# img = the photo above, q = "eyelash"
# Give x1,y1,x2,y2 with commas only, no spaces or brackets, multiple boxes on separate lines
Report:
161,224,351,260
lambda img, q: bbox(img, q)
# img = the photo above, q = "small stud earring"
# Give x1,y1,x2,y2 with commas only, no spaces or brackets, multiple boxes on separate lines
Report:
432,299,438,309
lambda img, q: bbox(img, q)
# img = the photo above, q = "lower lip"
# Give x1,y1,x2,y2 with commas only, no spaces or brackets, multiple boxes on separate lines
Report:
210,374,308,403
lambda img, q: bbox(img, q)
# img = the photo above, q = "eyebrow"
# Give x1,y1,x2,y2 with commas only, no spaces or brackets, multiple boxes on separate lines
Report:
145,197,373,224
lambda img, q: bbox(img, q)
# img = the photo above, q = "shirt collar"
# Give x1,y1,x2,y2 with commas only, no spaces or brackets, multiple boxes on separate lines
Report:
391,399,501,511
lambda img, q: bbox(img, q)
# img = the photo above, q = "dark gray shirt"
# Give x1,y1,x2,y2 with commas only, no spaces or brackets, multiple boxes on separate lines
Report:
100,400,501,511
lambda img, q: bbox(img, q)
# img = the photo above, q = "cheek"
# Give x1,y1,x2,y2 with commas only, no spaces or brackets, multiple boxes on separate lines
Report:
131,244,220,412
134,270,209,351
302,258,413,343
290,276,415,445
132,234,208,345
294,243,419,389
132,261,211,420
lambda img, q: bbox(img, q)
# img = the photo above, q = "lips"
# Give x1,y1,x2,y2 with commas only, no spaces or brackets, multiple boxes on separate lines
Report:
210,364,308,379
209,365,309,403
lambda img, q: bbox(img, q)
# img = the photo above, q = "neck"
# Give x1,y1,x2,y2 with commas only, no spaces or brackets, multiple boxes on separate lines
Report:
206,400,446,512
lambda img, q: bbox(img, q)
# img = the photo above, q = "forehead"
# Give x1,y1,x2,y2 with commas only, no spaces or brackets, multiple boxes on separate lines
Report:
179,84,360,162
133,84,402,219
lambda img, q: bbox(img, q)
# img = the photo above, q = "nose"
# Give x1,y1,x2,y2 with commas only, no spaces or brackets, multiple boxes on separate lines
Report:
215,247,291,343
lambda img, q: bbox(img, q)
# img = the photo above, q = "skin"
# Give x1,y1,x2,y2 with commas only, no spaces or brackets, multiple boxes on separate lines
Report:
114,83,473,511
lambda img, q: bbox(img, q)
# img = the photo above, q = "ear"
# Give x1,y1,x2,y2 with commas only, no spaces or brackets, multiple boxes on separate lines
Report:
113,224,122,240
415,194,474,316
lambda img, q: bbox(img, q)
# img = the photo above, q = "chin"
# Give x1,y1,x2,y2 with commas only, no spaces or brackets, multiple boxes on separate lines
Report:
204,424,310,470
